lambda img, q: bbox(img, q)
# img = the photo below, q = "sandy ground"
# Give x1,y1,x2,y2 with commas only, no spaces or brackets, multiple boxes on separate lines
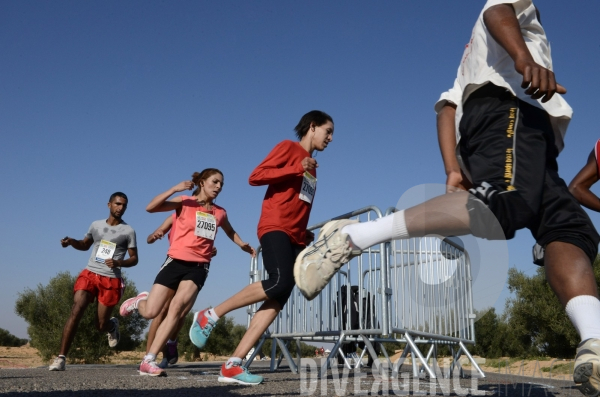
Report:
386,351,574,379
1,344,574,380
0,344,230,369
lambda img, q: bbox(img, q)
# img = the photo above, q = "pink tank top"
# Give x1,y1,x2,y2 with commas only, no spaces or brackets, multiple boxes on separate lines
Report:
167,196,226,263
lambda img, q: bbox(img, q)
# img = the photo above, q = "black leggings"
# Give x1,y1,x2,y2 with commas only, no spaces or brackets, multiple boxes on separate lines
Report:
260,231,303,309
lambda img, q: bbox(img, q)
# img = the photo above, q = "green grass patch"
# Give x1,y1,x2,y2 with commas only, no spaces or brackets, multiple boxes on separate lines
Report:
541,362,573,375
485,358,522,368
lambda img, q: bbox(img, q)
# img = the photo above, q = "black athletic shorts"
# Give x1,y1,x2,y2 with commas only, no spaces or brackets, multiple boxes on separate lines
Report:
459,83,599,264
153,256,209,291
260,231,304,309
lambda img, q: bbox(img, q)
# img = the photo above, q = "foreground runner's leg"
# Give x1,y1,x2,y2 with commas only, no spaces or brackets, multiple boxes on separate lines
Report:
294,193,472,300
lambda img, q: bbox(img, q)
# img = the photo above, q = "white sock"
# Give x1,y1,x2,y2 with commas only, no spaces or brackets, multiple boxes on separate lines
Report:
144,353,157,362
566,295,600,341
207,308,220,322
225,357,242,369
341,210,409,250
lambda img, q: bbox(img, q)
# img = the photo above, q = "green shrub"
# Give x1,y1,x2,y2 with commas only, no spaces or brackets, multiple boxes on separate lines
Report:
15,271,147,363
0,328,28,347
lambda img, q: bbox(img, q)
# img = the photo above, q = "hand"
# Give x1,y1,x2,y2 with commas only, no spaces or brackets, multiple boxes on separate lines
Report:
211,247,218,258
514,57,567,103
61,237,71,248
173,180,194,193
240,242,256,257
305,230,315,245
148,230,165,244
445,171,472,194
104,258,120,269
301,157,318,172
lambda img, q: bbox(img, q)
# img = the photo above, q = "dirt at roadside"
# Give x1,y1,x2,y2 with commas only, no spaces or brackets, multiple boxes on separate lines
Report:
388,351,574,379
0,345,44,368
2,345,575,380
0,344,229,369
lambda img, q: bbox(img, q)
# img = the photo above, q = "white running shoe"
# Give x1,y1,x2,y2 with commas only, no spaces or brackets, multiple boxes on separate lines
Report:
107,317,120,348
49,356,65,371
574,338,600,396
294,219,361,300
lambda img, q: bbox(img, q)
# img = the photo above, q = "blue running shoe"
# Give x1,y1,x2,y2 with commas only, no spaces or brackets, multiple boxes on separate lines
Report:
218,362,263,385
189,309,216,349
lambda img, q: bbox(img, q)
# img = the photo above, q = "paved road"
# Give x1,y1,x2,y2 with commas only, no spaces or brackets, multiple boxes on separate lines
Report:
0,359,587,396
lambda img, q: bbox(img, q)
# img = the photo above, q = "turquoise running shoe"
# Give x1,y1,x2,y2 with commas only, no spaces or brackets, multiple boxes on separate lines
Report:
218,362,263,385
189,309,216,349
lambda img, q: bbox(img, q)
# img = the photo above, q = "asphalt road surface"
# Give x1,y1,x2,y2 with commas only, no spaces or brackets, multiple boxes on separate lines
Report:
0,359,587,396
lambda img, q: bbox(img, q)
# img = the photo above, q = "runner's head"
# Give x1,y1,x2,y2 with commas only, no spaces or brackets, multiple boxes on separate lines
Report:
192,169,224,202
107,192,128,220
295,110,334,152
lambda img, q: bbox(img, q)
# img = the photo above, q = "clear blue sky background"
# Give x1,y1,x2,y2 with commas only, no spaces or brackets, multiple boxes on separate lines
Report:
2,1,600,339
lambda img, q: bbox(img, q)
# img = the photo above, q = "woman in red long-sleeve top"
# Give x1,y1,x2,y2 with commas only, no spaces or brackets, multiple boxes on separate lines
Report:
189,110,334,385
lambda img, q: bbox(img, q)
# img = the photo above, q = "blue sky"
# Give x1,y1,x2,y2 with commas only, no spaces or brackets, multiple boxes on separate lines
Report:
2,1,600,339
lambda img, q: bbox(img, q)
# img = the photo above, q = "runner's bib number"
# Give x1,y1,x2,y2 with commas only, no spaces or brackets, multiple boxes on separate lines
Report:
299,172,317,204
195,211,217,240
95,240,116,263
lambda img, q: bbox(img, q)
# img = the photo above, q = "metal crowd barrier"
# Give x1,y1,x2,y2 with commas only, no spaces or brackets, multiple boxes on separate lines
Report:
244,205,484,379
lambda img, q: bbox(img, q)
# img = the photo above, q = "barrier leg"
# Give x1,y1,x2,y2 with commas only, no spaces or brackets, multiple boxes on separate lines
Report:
378,342,393,370
295,339,302,372
276,338,298,374
392,344,410,378
419,344,435,377
337,344,353,370
244,335,267,370
405,333,436,379
270,337,278,372
459,341,485,379
360,335,383,376
320,333,346,379
449,345,463,378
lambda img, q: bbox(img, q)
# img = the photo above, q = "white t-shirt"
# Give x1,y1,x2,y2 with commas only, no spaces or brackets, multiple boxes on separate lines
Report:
435,0,572,154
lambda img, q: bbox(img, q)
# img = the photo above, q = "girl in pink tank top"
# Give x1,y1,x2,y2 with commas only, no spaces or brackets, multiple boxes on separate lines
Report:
120,168,255,376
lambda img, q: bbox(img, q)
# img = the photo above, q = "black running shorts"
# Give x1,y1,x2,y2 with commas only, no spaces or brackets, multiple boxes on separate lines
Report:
153,256,209,291
459,83,599,264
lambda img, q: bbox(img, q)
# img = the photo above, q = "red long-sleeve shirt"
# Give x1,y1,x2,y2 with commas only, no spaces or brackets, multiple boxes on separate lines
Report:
250,140,316,246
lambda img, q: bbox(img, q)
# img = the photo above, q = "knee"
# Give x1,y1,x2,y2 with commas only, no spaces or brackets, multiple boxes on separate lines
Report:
69,300,89,319
167,300,189,320
263,279,295,302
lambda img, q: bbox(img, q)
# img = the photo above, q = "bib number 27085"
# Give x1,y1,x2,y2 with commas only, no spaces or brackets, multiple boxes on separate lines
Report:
195,211,216,240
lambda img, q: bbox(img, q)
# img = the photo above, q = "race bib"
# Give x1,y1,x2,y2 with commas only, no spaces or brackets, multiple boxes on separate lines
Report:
95,240,116,263
195,211,217,240
299,172,317,204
